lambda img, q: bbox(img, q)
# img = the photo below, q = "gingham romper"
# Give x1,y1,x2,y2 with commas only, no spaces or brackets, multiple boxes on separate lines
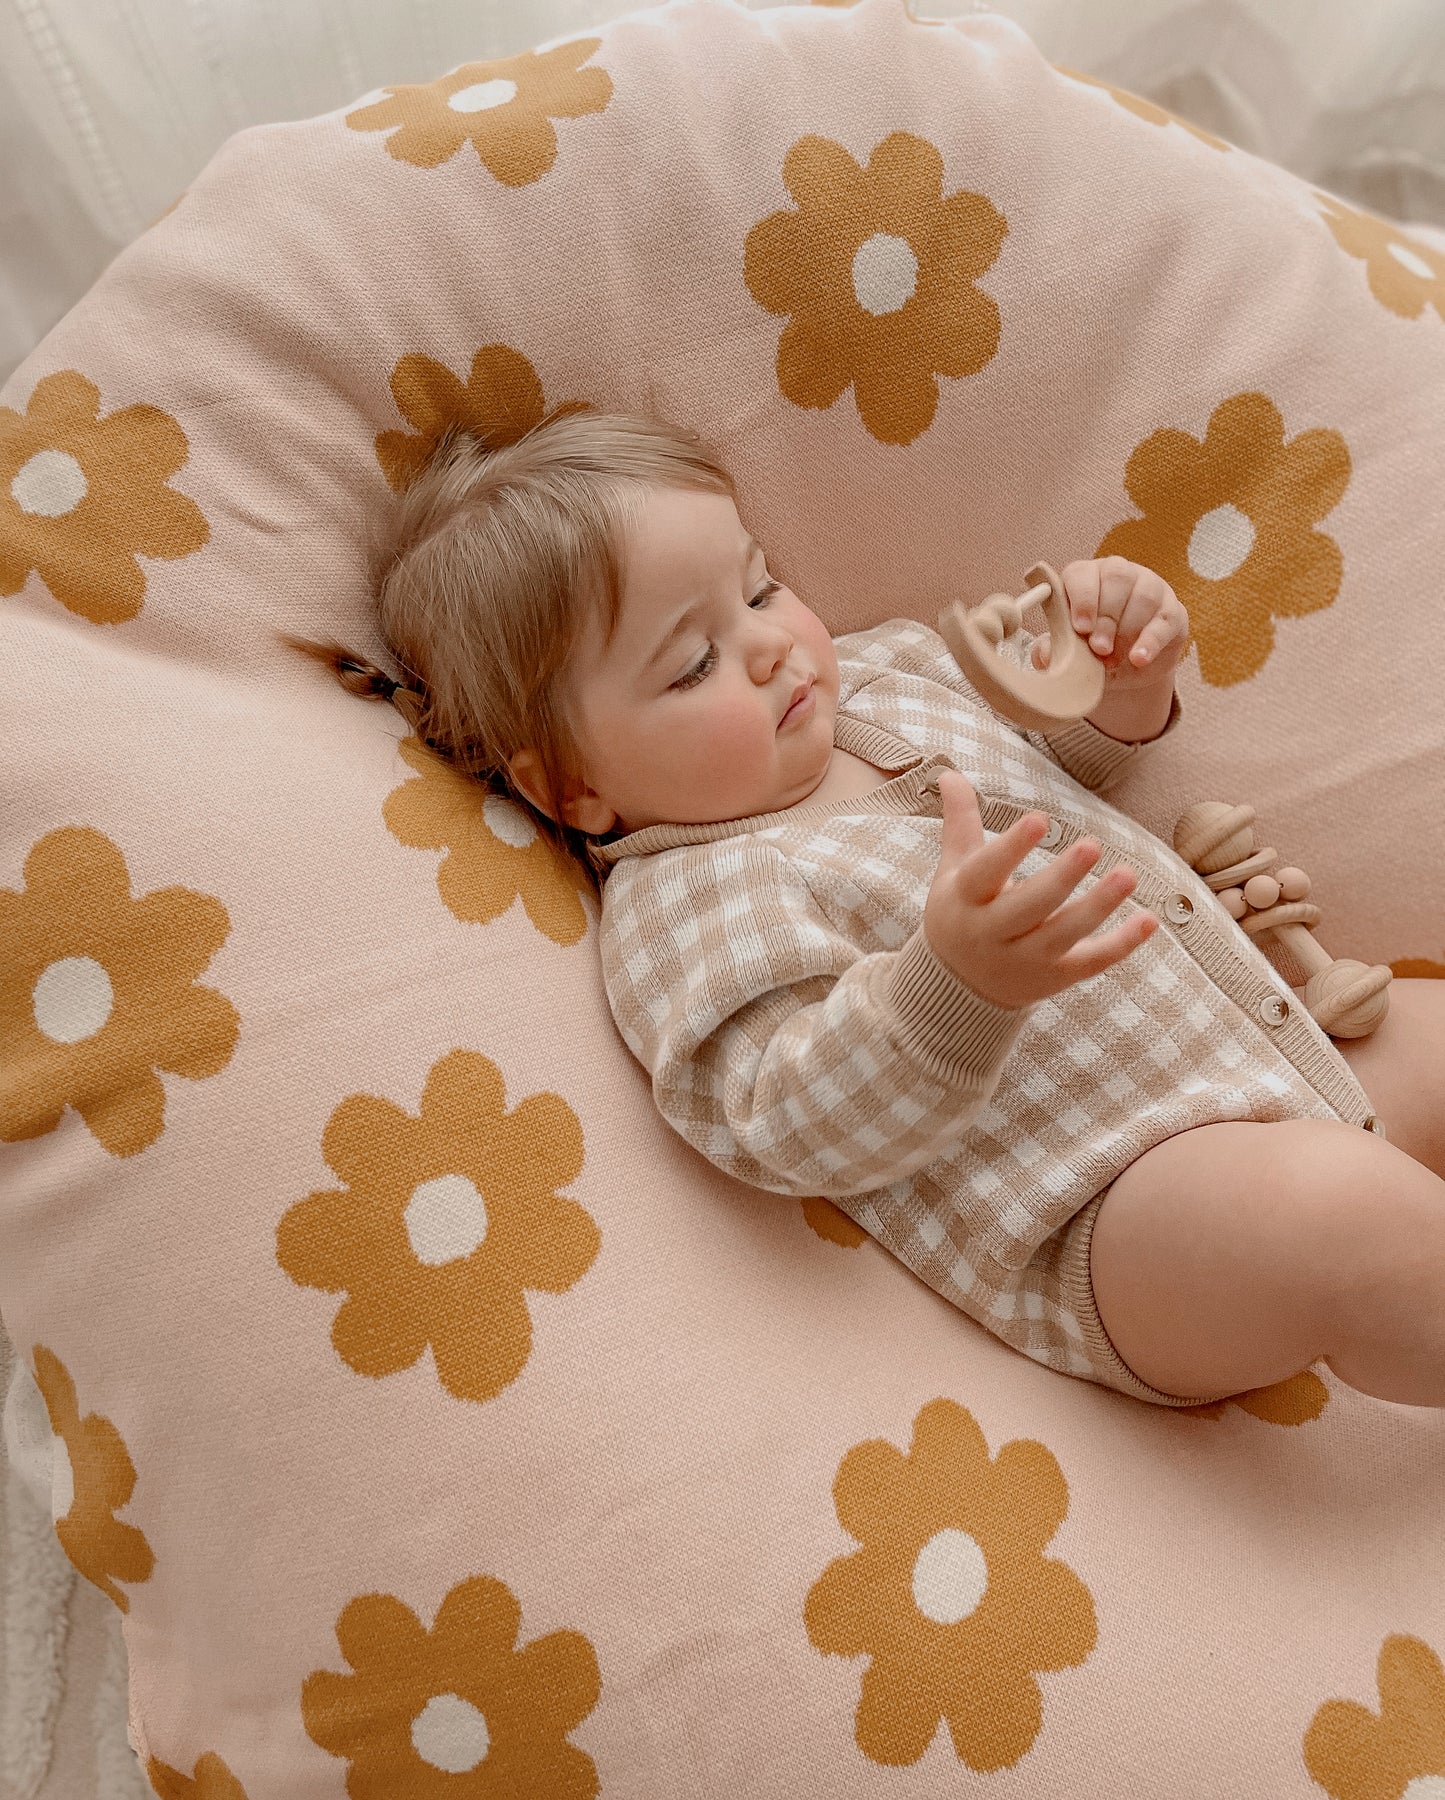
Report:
588,619,1381,1406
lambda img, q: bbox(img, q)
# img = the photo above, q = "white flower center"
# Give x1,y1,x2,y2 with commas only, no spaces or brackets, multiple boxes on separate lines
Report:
404,1173,489,1266
10,449,89,518
851,232,919,316
52,1435,75,1524
1386,238,1435,281
911,1527,989,1625
448,78,518,114
32,956,114,1044
411,1692,491,1772
483,794,538,848
1187,502,1255,581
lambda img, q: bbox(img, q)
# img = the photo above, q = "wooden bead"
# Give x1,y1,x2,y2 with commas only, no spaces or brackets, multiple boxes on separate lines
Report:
1304,960,1393,1039
1173,801,1257,874
974,608,1006,645
1201,848,1279,892
1243,874,1281,910
1277,866,1311,901
1218,887,1248,919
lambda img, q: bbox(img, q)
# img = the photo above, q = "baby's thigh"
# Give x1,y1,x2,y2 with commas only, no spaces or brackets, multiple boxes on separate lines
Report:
1334,976,1445,1179
1086,1118,1393,1400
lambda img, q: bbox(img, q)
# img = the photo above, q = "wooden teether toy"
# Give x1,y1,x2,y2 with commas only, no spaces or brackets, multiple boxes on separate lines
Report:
937,561,1105,732
936,564,1389,1039
1173,802,1392,1039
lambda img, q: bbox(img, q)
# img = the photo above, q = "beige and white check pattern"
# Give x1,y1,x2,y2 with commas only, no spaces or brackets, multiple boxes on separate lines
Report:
592,621,1380,1407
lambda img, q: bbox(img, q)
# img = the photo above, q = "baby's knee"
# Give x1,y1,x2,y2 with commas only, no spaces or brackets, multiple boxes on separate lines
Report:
1106,1118,1393,1313
1252,1117,1388,1213
1255,1116,1436,1277
1261,1115,1399,1186
1258,1116,1373,1172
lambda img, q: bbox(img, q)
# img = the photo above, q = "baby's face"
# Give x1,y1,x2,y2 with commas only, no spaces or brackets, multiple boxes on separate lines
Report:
561,487,840,835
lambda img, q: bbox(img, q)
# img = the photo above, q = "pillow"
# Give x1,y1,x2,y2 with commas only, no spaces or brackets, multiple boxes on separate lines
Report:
2,0,1442,1789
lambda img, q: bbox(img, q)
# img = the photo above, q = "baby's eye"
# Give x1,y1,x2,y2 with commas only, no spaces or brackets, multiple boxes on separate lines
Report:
670,581,782,690
672,647,715,690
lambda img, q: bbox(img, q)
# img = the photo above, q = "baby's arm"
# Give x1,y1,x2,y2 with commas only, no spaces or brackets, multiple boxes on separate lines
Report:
855,618,1180,797
601,842,1033,1199
1012,629,1183,794
603,798,1152,1201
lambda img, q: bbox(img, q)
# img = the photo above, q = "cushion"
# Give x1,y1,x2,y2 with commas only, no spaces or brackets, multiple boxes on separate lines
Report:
2,0,1442,1790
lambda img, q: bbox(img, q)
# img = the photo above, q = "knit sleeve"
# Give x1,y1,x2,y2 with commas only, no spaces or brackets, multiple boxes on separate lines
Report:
841,616,1181,796
1014,641,1184,796
599,838,1033,1199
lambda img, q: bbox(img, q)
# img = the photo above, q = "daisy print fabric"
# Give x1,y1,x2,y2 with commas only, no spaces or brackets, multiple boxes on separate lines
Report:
0,0,1440,1789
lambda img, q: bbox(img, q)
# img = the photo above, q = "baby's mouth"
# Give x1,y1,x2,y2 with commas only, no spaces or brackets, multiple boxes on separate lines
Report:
779,676,816,728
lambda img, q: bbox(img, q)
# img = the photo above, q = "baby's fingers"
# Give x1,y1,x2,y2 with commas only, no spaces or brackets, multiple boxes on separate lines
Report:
1060,560,1103,635
993,837,1102,936
1030,863,1144,952
1054,910,1159,982
1124,597,1187,668
953,811,1048,903
936,770,987,863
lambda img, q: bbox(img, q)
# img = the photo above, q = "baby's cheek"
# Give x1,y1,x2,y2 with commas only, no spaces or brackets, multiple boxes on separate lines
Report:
699,707,775,777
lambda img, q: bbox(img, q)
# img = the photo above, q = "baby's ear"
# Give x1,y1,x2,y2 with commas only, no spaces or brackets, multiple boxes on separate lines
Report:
506,747,556,821
508,747,616,835
562,790,618,836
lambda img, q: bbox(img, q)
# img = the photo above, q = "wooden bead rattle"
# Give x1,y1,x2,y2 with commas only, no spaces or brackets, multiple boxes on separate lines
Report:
1174,802,1392,1039
937,561,1105,732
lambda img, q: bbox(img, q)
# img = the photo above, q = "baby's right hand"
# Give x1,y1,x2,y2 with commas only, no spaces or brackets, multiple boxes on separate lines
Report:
923,771,1158,1009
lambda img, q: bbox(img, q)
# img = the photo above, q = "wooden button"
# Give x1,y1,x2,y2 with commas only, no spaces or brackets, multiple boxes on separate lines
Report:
1164,894,1194,924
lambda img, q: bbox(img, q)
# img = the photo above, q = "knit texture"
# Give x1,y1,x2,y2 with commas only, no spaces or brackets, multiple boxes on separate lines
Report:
592,620,1379,1406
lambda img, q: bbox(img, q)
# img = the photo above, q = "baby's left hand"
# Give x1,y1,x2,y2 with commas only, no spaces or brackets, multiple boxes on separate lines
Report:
1029,556,1189,691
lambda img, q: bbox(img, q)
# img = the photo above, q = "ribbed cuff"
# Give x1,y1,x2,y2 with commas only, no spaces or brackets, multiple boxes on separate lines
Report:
883,927,1034,1089
1029,687,1184,794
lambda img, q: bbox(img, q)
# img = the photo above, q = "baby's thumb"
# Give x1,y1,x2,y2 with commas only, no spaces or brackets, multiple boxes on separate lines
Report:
936,769,983,861
1031,634,1052,669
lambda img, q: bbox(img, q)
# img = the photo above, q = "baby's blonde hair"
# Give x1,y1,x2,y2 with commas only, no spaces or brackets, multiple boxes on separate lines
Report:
290,410,736,886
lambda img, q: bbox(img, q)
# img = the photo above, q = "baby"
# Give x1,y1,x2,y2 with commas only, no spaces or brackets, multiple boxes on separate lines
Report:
306,409,1445,1411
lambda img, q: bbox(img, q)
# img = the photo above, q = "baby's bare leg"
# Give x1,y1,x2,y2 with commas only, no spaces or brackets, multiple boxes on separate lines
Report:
1089,1118,1445,1407
1334,976,1445,1179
